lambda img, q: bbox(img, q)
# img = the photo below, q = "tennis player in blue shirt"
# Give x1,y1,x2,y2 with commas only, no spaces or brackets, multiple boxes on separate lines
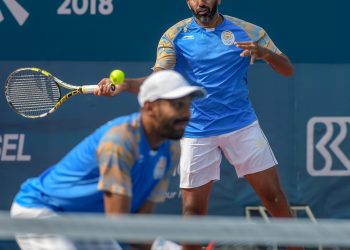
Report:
96,1,297,249
11,70,205,250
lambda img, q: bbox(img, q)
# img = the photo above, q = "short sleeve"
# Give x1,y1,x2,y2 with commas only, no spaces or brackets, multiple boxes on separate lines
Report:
153,18,192,70
256,31,282,55
97,125,138,197
224,15,283,55
153,31,177,70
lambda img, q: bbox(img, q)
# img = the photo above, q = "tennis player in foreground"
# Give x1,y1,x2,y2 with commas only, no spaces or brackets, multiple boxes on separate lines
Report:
11,70,205,250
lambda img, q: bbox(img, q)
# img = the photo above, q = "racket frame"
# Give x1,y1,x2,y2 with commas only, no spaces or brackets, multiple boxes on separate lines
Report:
4,67,98,118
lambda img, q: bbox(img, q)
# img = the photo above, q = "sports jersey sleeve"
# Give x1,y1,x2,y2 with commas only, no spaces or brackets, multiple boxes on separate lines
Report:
97,124,138,197
225,15,282,55
256,31,282,55
153,19,191,70
147,141,181,203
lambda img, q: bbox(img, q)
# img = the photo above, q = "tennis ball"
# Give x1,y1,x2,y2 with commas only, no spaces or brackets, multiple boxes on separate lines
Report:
109,69,125,85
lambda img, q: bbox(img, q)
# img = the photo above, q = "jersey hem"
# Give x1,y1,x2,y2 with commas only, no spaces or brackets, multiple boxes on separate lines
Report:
184,118,258,138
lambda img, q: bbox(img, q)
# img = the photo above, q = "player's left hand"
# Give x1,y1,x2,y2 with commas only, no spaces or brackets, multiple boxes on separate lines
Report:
234,41,271,65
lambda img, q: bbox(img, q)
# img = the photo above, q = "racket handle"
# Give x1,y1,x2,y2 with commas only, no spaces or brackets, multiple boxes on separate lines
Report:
81,85,99,94
111,84,116,92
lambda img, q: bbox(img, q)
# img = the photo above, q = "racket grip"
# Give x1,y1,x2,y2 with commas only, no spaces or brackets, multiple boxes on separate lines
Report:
111,84,116,92
81,85,99,94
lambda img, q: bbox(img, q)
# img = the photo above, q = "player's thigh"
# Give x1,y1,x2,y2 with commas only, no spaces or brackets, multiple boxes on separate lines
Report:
219,121,278,178
180,136,221,188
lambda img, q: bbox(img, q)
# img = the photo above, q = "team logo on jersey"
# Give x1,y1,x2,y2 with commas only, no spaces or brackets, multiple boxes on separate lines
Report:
153,157,167,179
221,30,235,46
182,35,194,40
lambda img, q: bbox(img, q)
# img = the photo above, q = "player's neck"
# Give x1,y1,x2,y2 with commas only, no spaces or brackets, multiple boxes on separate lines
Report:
195,13,223,28
146,133,163,150
141,114,164,150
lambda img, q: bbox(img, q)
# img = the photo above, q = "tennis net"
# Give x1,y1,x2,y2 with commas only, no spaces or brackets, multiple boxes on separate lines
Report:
1,211,350,250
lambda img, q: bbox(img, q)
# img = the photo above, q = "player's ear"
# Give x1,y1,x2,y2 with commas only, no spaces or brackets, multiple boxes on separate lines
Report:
143,101,151,111
143,101,155,116
144,101,160,120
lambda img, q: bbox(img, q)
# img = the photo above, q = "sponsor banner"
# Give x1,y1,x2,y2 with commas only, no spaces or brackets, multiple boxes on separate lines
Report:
295,64,350,218
0,134,31,161
0,1,349,62
307,117,350,176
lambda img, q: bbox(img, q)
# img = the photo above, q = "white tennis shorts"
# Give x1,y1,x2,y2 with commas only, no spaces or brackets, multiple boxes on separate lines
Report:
180,121,278,188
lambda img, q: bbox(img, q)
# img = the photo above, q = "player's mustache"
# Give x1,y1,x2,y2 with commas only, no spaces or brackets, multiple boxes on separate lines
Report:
196,6,210,13
173,117,190,124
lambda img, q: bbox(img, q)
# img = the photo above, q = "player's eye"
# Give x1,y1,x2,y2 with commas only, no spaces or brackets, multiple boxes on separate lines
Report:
169,98,191,109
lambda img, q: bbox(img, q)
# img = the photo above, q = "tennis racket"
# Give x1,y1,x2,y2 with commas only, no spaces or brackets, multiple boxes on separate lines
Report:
4,67,100,119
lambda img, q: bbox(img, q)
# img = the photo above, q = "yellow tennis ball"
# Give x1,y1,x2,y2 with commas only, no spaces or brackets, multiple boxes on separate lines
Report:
109,69,125,85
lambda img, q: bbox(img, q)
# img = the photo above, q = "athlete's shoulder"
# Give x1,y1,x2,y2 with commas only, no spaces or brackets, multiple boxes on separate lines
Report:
163,18,192,41
105,112,140,127
224,15,266,41
100,113,141,146
224,15,263,30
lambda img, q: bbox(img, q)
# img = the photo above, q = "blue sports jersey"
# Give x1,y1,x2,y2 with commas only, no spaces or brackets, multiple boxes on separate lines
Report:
14,113,180,213
154,15,282,138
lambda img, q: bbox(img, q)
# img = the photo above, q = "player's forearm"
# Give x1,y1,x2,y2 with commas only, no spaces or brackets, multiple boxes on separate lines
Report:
124,77,147,94
264,52,294,77
103,192,131,214
136,201,156,214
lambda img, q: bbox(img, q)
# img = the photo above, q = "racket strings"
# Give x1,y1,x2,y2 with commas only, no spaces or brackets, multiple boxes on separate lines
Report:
5,70,60,117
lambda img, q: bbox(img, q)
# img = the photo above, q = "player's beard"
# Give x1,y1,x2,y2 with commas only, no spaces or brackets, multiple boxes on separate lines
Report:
157,116,189,140
190,1,219,23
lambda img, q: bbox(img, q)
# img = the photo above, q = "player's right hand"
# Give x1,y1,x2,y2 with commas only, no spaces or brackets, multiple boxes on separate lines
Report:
94,78,127,97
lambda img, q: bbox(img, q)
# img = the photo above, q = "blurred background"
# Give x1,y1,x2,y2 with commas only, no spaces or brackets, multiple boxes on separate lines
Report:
1,0,349,218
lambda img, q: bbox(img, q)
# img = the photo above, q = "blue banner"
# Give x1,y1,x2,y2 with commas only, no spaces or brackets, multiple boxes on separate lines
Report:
0,0,349,62
1,62,350,218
